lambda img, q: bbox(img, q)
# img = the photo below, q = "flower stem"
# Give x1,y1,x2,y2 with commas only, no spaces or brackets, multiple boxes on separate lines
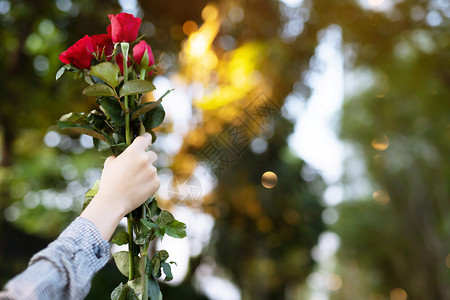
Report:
141,204,149,300
121,42,135,281
122,42,131,146
127,215,135,279
140,68,146,80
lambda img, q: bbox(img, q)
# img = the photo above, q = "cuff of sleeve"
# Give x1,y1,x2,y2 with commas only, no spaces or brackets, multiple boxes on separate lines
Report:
59,217,111,271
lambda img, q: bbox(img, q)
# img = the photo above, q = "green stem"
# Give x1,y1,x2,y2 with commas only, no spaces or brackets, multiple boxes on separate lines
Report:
127,215,135,279
140,68,146,81
121,42,134,280
122,43,131,145
124,95,131,144
141,204,149,300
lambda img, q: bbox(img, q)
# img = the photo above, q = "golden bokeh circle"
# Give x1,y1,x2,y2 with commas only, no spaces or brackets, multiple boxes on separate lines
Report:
261,171,278,189
372,135,390,151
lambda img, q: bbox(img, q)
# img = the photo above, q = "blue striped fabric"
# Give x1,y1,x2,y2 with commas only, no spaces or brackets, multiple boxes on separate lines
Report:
0,217,110,300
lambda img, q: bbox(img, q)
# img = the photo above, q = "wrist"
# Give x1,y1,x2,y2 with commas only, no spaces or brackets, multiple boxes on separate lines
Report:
80,193,126,241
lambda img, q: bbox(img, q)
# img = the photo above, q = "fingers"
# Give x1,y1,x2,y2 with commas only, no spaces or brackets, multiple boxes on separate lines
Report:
147,150,158,164
130,133,152,151
104,156,115,166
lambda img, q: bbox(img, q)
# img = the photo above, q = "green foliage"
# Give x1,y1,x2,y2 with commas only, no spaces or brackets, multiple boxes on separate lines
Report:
83,180,100,210
164,220,187,239
112,231,129,246
148,277,161,300
119,80,156,98
56,121,106,141
112,251,141,278
97,97,124,127
90,62,120,88
83,83,117,98
111,283,137,300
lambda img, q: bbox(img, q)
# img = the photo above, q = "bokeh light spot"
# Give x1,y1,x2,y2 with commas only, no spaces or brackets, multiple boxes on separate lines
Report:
261,171,278,188
325,273,342,291
202,3,219,22
44,131,61,148
445,254,450,268
390,288,407,300
228,6,244,23
282,209,300,225
373,190,390,205
368,0,384,6
4,205,20,222
257,216,273,233
372,135,389,151
182,20,198,36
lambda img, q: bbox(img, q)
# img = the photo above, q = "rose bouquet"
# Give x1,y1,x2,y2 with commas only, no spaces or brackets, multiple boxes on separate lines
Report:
56,12,185,300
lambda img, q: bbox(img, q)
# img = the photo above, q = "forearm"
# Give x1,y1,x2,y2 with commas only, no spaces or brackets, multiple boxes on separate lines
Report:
80,193,126,241
0,217,110,300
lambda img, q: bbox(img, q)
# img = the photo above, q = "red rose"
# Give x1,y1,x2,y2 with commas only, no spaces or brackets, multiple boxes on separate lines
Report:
133,41,155,67
91,34,114,61
116,54,132,75
107,13,142,43
59,35,94,69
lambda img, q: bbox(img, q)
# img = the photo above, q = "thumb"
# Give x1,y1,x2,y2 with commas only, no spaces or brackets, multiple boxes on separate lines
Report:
104,155,115,167
130,132,152,151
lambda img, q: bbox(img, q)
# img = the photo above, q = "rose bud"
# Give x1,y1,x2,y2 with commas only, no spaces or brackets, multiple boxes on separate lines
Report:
107,12,142,43
59,35,94,69
133,41,155,74
91,34,114,61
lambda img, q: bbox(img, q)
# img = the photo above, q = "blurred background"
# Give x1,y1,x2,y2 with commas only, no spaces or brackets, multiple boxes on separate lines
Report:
0,0,449,299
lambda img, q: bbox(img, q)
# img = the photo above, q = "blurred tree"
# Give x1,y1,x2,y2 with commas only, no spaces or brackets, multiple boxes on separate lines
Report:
331,1,450,299
3,0,447,299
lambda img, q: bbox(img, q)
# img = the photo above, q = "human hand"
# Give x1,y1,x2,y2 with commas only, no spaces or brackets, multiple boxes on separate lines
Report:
81,133,160,240
96,132,160,216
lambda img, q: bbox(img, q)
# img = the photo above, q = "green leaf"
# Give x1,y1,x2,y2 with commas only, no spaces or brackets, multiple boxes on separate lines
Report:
141,219,158,230
131,98,162,120
142,104,165,130
90,62,120,87
113,251,140,278
111,283,127,300
126,288,137,300
155,227,165,239
59,112,85,122
135,231,150,245
148,130,157,143
128,276,143,295
83,83,117,98
158,210,175,226
56,64,78,81
83,180,100,210
149,198,161,218
119,79,156,98
139,120,146,135
57,121,106,141
161,262,173,281
56,66,66,81
86,112,107,130
93,138,111,152
112,231,129,246
83,69,95,85
148,277,160,300
165,220,187,239
97,97,124,127
158,250,169,262
151,256,161,278
111,143,128,156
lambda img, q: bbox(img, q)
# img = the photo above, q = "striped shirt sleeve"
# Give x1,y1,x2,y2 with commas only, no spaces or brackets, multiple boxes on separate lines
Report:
0,217,111,300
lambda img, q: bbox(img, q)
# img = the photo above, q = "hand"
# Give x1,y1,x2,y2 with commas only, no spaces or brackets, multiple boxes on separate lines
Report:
80,133,160,240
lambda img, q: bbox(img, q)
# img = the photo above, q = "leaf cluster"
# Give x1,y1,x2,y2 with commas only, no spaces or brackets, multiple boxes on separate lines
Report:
109,198,186,300
56,62,171,155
